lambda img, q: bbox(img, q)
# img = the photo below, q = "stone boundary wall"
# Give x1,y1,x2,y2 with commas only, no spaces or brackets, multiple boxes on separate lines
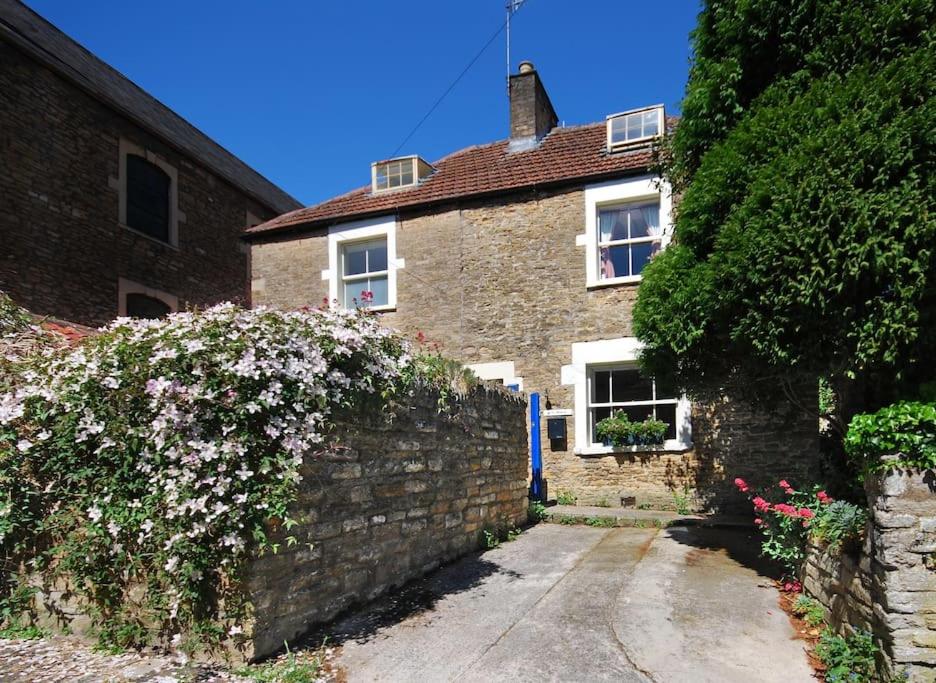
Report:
802,464,936,682
244,385,529,660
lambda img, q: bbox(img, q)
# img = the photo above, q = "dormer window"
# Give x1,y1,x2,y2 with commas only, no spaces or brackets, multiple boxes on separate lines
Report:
371,155,434,193
607,105,664,151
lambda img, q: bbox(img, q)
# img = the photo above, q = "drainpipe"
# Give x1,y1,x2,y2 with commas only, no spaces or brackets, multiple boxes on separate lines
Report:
529,392,546,502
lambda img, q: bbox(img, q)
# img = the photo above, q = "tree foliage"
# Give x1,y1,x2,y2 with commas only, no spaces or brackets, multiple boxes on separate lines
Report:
635,0,935,412
669,0,936,190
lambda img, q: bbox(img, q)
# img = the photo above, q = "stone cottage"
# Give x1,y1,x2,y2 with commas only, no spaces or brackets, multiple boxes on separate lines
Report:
246,62,819,511
0,0,302,327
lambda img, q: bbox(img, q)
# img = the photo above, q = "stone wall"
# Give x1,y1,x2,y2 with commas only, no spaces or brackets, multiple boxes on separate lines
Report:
251,185,820,513
0,40,280,327
802,463,936,682
244,385,529,660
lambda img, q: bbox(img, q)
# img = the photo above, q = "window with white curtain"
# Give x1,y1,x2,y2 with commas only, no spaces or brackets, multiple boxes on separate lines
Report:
340,238,389,307
597,201,662,280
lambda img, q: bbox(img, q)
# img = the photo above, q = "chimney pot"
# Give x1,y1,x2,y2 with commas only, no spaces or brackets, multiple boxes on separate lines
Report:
509,61,558,148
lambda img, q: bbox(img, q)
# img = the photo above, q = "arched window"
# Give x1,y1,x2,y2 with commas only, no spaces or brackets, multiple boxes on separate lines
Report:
126,154,170,242
125,293,171,319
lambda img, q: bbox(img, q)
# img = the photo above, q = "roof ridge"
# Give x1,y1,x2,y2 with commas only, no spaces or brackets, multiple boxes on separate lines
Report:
247,120,656,237
0,0,302,214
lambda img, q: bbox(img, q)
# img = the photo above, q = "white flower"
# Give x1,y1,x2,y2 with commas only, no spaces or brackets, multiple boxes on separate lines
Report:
228,625,243,636
36,430,51,441
164,556,179,573
87,505,103,522
16,439,32,452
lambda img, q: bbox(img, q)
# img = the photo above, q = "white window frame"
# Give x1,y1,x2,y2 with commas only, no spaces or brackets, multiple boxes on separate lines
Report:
578,176,674,288
586,364,679,445
117,138,181,248
466,361,524,391
561,337,691,455
372,157,415,192
339,237,390,308
596,201,663,282
606,104,664,151
323,216,402,312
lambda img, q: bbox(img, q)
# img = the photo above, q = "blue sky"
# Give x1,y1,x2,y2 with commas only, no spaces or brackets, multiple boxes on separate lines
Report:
25,1,700,207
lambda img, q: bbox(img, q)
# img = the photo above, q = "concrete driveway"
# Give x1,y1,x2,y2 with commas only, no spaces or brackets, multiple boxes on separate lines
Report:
328,524,814,682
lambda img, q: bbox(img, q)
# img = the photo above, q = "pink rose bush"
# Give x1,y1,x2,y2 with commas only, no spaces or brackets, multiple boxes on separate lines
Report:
734,477,834,584
0,303,426,650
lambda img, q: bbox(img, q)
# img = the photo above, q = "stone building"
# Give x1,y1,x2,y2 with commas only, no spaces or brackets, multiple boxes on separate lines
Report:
247,62,819,511
0,0,301,327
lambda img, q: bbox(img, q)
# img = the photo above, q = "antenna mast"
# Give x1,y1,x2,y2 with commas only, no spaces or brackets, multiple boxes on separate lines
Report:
506,0,526,95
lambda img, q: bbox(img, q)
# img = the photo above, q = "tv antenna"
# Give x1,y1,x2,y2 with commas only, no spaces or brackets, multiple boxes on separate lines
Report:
506,0,527,93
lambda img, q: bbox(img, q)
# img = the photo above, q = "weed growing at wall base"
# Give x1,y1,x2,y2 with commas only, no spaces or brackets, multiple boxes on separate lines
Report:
815,629,879,683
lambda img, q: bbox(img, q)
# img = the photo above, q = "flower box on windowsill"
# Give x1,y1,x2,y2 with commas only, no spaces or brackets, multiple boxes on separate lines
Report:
575,442,693,457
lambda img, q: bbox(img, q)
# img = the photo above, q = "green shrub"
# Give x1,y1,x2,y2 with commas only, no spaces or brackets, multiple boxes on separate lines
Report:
811,500,867,551
595,414,667,447
556,490,577,506
528,501,547,523
845,401,936,474
672,488,693,515
792,595,826,627
815,629,879,683
636,37,936,408
585,517,616,528
481,528,501,550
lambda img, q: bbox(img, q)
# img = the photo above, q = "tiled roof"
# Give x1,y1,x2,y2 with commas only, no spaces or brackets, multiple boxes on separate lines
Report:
41,319,94,342
246,121,663,238
0,0,302,215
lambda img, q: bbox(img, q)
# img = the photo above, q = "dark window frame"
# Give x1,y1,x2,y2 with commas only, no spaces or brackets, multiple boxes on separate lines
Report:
125,153,171,243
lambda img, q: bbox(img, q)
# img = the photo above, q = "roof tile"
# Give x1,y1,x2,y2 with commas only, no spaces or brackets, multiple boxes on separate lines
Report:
246,122,660,237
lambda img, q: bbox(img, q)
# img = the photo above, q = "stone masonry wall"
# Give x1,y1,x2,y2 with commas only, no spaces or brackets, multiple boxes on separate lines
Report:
0,41,279,327
803,464,936,682
251,184,820,513
244,385,529,660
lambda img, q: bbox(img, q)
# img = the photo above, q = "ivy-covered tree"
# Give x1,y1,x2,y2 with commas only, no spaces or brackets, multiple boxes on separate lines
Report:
634,0,935,432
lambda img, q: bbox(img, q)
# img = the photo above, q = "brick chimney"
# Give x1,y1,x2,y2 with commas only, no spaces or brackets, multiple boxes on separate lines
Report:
508,61,558,151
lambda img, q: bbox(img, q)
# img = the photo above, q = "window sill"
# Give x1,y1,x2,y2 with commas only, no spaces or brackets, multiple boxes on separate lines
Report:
586,276,642,289
120,223,178,250
341,304,397,313
575,442,692,457
607,137,660,154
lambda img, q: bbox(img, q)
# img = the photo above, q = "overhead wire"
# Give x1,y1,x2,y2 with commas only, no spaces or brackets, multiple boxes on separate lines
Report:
387,2,529,159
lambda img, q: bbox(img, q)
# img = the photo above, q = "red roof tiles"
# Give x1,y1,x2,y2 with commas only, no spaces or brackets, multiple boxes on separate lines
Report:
245,122,661,238
42,319,94,342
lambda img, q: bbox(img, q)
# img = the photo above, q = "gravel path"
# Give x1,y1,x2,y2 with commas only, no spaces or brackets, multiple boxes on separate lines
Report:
0,636,244,682
0,635,337,682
